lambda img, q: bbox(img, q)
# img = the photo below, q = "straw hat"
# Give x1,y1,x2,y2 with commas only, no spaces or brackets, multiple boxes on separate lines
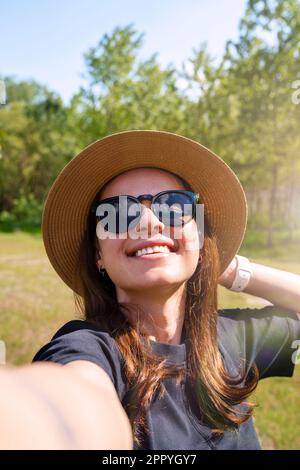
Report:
42,130,247,296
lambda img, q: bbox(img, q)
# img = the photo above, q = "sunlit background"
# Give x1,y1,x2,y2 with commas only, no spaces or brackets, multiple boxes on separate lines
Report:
0,0,299,449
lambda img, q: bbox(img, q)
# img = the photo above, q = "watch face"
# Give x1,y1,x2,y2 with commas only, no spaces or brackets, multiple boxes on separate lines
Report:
230,256,252,292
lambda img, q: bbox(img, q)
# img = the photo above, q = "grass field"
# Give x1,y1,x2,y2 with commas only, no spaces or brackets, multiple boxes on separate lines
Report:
0,231,299,449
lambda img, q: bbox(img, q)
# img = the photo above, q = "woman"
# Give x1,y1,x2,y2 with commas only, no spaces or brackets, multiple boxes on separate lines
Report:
32,130,300,450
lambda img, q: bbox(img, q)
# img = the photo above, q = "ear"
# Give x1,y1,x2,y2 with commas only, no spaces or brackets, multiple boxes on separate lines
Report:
95,251,103,270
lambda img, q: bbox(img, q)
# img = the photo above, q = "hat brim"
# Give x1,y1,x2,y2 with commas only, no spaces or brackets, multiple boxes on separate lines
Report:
42,130,247,296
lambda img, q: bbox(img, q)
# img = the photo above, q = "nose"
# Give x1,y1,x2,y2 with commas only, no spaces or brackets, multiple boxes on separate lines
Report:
133,202,165,237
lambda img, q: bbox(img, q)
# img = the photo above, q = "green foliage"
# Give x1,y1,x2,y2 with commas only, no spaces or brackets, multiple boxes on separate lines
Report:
69,23,186,148
1,1,300,246
0,192,43,232
0,77,78,211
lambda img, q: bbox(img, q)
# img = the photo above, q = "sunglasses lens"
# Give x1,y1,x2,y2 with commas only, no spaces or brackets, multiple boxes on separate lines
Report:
96,197,141,233
95,191,196,233
154,192,194,226
123,199,141,232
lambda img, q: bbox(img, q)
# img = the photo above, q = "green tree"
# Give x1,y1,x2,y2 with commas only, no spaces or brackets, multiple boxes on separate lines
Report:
222,0,300,247
0,77,77,214
69,24,187,147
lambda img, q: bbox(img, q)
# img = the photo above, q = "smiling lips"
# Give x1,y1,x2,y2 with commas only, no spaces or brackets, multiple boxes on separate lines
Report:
133,245,172,257
127,240,177,257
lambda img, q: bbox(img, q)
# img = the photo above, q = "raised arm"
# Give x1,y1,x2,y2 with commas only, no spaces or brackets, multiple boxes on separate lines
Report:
219,256,300,313
0,361,133,449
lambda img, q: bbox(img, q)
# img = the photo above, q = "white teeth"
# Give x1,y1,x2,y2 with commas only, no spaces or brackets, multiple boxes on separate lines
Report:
133,245,171,257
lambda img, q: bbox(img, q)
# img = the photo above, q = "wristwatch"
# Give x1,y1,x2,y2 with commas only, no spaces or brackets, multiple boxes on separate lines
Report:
229,255,253,292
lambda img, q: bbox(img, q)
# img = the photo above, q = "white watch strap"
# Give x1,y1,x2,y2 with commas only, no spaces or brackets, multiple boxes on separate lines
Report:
229,255,253,292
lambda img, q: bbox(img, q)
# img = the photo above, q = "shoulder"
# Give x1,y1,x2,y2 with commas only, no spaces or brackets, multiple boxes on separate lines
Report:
217,306,300,379
217,308,246,345
217,305,300,331
32,319,127,399
217,309,246,371
217,305,300,349
51,319,116,342
48,319,122,359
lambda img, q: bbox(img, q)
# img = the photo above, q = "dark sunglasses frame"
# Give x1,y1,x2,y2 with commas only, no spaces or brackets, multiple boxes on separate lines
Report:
91,189,200,232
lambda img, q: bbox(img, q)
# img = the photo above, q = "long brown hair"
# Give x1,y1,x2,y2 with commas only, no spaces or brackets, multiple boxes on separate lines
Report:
74,169,259,445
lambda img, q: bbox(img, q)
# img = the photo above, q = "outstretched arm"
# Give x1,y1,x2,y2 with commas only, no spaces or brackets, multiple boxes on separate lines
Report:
0,361,133,449
219,256,300,314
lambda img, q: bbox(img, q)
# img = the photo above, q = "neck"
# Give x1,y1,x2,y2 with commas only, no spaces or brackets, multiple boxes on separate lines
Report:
116,283,186,345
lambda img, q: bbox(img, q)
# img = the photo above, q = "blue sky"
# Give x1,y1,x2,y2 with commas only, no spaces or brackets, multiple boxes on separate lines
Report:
1,0,247,103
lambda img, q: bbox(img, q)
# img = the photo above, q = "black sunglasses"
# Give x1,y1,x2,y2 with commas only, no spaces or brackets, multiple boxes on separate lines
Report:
91,190,200,234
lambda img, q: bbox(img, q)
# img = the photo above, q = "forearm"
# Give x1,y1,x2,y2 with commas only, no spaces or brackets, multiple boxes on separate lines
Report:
219,257,300,312
0,363,133,450
244,262,300,311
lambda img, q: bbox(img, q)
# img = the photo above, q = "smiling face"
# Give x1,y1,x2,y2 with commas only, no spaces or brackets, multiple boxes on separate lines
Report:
95,168,201,296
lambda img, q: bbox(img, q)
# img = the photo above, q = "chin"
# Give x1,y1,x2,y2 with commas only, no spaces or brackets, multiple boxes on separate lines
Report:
133,275,182,289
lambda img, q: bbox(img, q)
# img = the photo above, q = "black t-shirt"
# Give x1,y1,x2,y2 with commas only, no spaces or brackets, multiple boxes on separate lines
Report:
32,306,300,450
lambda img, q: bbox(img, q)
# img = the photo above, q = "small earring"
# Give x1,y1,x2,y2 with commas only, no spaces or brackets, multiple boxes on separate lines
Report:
98,265,106,277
